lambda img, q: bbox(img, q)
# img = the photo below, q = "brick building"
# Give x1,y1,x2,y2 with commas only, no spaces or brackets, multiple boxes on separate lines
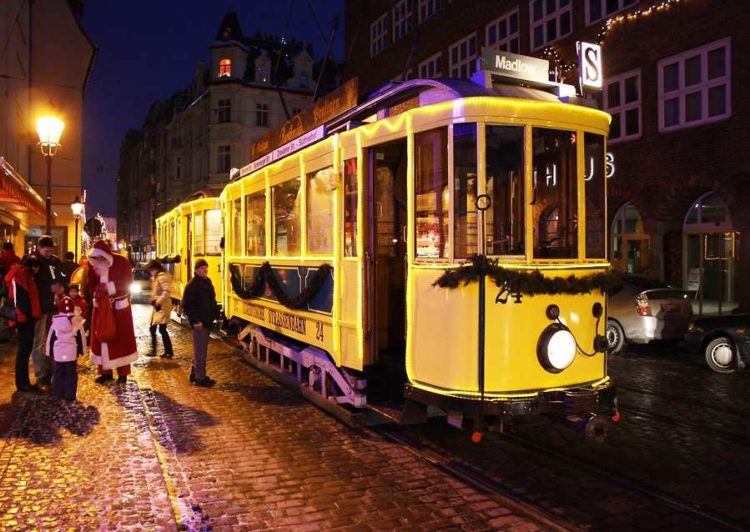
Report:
345,0,750,312
117,11,343,261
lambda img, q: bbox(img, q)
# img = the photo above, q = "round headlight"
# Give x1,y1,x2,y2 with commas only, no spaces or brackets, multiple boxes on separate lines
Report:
129,283,142,294
537,324,576,373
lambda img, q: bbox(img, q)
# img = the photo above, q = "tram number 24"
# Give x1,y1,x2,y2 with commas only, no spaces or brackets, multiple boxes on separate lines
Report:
496,283,523,305
315,322,325,342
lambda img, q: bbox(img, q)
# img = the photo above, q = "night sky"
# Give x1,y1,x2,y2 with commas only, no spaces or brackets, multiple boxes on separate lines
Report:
81,0,345,217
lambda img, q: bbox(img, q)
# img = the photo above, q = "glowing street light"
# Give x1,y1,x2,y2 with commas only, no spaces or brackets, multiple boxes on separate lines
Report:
37,116,65,234
70,196,84,261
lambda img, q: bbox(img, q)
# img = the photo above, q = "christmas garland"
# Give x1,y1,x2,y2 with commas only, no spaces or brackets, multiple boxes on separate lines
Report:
433,256,621,296
229,262,333,310
158,254,181,264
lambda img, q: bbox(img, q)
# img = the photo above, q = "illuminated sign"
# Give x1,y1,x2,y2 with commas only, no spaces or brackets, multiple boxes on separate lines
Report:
584,152,616,181
577,41,603,90
241,125,327,175
480,48,550,85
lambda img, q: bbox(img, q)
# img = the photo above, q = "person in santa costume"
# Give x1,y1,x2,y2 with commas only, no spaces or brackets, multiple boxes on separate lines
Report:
87,240,138,383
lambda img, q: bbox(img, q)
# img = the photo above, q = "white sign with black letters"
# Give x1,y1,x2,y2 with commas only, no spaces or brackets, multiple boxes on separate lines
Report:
577,41,603,90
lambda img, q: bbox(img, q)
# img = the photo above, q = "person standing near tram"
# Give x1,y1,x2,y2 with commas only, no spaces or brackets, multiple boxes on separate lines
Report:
145,259,173,358
181,259,218,387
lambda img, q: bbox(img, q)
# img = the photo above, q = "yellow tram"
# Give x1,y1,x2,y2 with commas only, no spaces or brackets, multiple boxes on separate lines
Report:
155,192,224,305
216,74,618,436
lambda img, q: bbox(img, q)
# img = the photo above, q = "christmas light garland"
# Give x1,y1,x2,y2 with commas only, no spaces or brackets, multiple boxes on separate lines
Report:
597,0,688,44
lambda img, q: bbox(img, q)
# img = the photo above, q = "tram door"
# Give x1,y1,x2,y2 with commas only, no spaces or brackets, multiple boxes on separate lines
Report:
365,139,408,400
185,215,193,282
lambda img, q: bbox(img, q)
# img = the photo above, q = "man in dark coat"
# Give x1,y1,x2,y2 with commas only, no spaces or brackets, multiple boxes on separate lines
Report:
181,259,218,387
31,235,63,386
60,251,77,279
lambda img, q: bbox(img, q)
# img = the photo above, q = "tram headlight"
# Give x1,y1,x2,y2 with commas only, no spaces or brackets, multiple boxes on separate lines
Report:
537,324,576,373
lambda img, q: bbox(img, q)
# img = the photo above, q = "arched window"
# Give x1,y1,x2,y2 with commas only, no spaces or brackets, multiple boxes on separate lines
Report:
219,58,232,78
683,192,731,230
610,202,649,274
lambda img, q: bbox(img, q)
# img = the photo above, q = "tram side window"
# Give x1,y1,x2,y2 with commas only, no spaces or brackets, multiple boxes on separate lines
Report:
532,128,578,259
273,177,302,255
415,127,449,259
307,166,334,255
195,211,205,255
205,209,222,255
245,191,266,256
454,123,477,258
486,125,525,255
231,199,242,256
585,133,606,259
344,158,357,257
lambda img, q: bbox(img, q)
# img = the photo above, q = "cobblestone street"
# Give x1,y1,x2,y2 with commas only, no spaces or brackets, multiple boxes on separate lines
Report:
0,305,547,531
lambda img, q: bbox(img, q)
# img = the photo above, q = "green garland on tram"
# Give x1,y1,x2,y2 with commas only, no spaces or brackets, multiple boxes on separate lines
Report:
229,262,333,310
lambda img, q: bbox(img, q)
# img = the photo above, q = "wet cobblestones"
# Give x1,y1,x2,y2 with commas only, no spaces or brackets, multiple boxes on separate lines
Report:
0,305,547,531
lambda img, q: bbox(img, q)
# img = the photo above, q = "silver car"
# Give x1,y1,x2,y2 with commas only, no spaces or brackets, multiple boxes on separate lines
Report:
606,276,692,353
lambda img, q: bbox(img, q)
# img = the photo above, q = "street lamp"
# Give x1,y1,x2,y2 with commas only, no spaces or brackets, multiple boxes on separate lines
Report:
37,116,65,234
70,196,84,261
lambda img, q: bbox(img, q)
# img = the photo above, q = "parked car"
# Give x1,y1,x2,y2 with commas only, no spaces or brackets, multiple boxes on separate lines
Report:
606,276,692,353
685,314,749,373
129,267,152,303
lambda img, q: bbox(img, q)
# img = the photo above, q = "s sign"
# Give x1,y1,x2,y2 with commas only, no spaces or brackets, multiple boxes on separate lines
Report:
577,42,602,90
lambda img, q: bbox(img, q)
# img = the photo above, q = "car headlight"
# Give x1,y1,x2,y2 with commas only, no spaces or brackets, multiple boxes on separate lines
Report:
537,324,576,373
129,283,142,294
688,323,702,333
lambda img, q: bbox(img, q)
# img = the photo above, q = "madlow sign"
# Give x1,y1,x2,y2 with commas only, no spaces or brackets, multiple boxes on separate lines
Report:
480,48,550,85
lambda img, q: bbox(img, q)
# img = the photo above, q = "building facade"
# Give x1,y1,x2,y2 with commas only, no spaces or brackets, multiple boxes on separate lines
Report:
117,12,343,261
0,0,94,256
345,0,750,312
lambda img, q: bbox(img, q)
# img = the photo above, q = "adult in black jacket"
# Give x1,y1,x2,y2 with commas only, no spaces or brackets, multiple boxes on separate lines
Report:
31,235,63,385
181,259,218,387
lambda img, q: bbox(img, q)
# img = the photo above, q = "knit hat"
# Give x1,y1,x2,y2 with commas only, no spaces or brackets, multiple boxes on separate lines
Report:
37,235,54,248
194,259,209,271
88,240,114,266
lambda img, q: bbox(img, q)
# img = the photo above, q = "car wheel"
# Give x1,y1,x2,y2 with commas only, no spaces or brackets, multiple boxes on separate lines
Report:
606,320,625,354
704,336,736,373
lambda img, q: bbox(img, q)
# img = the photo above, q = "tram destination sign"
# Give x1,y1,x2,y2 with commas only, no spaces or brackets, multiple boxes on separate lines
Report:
480,48,550,85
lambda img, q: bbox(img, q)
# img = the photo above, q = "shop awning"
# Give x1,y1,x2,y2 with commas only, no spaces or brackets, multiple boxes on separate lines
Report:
0,156,46,218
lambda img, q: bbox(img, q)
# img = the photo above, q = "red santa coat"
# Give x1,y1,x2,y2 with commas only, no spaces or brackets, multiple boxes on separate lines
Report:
87,243,138,369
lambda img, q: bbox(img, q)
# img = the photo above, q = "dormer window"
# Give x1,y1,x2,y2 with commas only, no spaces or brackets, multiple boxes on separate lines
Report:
219,58,232,78
299,71,309,88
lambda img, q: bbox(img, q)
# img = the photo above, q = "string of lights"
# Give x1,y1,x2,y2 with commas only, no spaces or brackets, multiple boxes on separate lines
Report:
597,0,688,44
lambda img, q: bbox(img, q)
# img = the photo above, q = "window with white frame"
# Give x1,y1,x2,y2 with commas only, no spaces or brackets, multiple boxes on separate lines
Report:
370,13,388,57
418,52,442,78
586,0,638,25
530,0,572,50
393,0,413,41
449,33,477,79
256,103,269,127
604,69,641,142
658,37,731,131
486,9,520,53
217,145,231,173
418,0,442,23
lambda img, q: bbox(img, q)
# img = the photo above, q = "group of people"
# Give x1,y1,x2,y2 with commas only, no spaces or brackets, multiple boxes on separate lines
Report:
0,236,220,401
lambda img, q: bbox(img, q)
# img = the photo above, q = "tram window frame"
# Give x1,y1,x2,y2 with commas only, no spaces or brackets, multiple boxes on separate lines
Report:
485,124,526,257
194,211,205,256
453,123,478,259
205,209,222,256
531,127,579,260
272,177,303,256
231,198,243,256
414,126,450,260
245,190,266,257
584,133,607,259
306,166,335,256
344,158,358,257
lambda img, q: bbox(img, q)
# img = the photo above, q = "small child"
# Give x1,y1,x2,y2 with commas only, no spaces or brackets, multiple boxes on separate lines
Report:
46,295,86,400
68,283,88,322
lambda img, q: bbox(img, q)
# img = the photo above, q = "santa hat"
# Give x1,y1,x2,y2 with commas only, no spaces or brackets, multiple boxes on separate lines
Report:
58,295,75,315
88,240,114,266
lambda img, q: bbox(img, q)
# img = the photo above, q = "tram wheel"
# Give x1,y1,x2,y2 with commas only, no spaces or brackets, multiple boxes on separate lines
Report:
704,336,736,373
605,320,625,354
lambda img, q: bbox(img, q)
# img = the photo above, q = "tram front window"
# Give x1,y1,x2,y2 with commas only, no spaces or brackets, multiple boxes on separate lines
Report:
532,128,578,259
454,123,477,258
486,125,525,255
415,127,449,259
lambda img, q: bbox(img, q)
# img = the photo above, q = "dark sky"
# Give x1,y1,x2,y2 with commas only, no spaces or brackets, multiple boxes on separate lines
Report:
81,0,345,216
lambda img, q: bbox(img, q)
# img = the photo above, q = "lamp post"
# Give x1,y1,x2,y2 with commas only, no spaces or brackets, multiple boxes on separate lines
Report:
37,116,65,235
70,196,84,261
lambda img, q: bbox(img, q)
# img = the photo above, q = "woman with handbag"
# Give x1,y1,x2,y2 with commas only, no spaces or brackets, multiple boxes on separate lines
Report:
4,255,42,392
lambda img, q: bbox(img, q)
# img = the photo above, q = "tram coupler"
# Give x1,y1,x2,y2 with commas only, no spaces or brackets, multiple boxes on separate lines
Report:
563,413,609,443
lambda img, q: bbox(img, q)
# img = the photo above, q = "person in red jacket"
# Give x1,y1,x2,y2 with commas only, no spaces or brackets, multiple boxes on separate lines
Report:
5,255,42,392
0,242,20,274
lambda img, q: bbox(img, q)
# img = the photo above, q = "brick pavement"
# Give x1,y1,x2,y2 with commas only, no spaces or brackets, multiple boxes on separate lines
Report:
0,305,549,531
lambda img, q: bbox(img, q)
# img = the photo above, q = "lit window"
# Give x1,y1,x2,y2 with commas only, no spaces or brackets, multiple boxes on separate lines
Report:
486,9,520,54
307,167,335,255
449,33,477,79
370,13,388,57
529,0,573,51
418,52,442,78
217,145,231,173
658,37,731,131
586,0,639,25
217,98,231,123
273,178,302,256
393,0,413,41
245,191,266,256
219,58,232,78
415,127,449,259
604,69,641,142
205,209,222,255
256,103,269,127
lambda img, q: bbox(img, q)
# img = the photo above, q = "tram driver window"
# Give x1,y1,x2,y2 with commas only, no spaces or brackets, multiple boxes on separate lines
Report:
307,167,334,255
415,127,449,259
486,125,525,255
532,128,578,259
273,177,302,255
